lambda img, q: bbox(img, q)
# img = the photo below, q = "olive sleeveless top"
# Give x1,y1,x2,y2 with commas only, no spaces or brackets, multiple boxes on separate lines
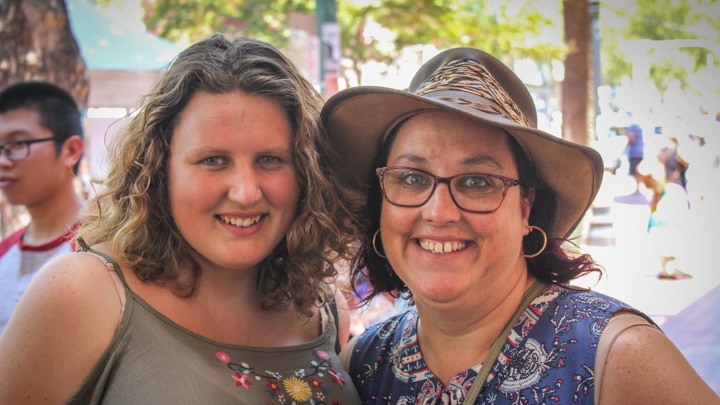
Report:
68,243,361,405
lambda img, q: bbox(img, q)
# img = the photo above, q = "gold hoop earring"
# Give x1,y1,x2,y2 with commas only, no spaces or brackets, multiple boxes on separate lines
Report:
523,225,547,258
372,229,386,258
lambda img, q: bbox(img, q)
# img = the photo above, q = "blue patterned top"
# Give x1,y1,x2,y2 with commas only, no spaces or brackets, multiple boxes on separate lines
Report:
347,284,648,404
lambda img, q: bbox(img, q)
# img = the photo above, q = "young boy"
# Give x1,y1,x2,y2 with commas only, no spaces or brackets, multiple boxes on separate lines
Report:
0,82,85,333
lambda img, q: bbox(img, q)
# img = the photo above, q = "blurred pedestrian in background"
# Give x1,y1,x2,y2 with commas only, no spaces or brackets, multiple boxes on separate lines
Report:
626,122,645,178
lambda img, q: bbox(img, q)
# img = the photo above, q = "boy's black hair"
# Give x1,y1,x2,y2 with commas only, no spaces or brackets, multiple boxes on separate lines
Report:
0,81,84,171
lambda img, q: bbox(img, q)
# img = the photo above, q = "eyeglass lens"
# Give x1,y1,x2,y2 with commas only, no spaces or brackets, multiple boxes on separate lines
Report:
0,138,55,161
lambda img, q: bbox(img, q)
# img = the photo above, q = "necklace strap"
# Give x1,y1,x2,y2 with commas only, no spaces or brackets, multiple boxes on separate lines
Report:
463,281,549,404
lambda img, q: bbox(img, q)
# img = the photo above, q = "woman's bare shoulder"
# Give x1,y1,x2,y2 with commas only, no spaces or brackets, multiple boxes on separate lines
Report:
600,323,719,404
23,249,124,310
0,250,125,404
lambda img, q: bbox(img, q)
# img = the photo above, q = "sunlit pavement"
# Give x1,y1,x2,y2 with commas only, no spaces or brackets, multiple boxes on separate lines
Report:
575,172,720,394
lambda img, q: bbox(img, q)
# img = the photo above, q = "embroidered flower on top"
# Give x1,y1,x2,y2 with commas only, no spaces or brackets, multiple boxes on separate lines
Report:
215,350,345,403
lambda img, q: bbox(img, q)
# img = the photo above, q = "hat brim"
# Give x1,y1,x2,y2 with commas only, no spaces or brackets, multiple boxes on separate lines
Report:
322,86,604,239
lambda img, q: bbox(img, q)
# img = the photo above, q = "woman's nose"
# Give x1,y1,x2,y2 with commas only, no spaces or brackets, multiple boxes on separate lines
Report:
227,169,262,205
421,182,462,222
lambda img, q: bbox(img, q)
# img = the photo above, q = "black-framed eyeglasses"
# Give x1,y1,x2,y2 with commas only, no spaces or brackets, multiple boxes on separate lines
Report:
0,137,57,161
376,166,521,214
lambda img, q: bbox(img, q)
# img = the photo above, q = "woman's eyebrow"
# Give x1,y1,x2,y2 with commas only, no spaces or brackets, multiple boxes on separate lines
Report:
459,155,505,170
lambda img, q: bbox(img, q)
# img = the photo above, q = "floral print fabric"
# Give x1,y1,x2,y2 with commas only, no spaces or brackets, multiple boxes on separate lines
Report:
347,285,642,405
216,348,350,404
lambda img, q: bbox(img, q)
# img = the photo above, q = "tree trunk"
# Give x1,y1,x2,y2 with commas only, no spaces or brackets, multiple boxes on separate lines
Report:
561,0,595,146
0,0,89,107
0,0,89,238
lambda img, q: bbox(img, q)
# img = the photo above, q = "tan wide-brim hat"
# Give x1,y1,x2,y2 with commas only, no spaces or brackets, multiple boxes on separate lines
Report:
322,47,604,239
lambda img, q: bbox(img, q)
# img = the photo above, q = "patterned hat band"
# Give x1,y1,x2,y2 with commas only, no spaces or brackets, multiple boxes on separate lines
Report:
415,59,529,127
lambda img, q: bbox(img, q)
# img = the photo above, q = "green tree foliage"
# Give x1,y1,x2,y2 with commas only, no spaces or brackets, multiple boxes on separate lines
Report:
142,0,566,86
140,0,718,99
600,0,720,94
350,0,566,83
144,0,314,46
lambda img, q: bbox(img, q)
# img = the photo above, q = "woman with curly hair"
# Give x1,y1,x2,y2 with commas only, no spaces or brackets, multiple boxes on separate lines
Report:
0,34,362,404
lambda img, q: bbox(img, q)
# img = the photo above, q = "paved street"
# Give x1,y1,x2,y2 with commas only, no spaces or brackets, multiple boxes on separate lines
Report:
576,172,720,394
575,244,720,395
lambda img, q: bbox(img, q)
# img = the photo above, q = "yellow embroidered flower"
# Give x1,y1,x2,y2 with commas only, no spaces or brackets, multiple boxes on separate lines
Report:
282,376,313,402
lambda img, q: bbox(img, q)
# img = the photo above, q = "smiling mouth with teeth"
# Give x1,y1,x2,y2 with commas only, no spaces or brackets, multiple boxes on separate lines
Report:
220,215,262,227
419,240,467,254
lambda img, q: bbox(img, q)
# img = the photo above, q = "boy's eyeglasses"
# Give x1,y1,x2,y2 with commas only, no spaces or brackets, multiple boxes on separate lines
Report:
0,137,57,161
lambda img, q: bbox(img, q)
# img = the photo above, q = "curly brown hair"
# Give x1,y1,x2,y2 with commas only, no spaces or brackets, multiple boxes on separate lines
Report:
78,34,361,318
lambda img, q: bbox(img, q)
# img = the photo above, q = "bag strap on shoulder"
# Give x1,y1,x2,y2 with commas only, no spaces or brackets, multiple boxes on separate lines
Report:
594,312,654,404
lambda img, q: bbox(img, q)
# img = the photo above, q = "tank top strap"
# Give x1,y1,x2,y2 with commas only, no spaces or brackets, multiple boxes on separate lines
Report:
327,299,341,354
75,235,131,289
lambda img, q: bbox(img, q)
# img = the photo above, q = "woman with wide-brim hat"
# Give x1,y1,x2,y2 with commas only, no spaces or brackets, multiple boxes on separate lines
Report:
324,48,718,404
